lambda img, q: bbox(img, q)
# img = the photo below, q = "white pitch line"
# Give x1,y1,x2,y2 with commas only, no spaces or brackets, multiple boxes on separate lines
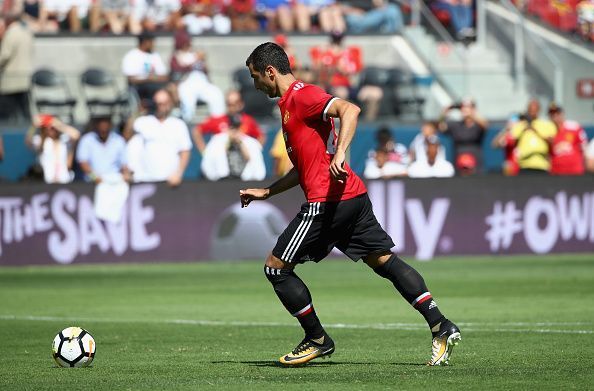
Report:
0,315,592,335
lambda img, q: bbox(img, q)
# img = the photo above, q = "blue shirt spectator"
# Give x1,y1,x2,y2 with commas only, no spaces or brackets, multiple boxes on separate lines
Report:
76,116,128,183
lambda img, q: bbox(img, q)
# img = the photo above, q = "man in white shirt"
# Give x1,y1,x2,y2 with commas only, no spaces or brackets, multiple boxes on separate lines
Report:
128,89,191,186
408,135,455,178
121,31,169,106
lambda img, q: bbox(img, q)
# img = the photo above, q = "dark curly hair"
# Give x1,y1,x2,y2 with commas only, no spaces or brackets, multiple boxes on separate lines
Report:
246,42,292,75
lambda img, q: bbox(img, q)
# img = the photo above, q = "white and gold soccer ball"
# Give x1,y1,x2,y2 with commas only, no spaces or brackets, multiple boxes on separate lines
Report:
51,327,96,368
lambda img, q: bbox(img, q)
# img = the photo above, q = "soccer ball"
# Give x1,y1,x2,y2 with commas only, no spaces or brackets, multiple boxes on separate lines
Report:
51,327,96,368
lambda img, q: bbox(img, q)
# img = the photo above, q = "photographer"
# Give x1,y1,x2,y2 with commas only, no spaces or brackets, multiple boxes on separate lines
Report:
201,113,266,181
438,99,487,174
508,99,557,174
25,114,80,184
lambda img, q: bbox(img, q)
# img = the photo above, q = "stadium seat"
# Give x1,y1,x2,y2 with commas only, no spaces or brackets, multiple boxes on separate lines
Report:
80,68,131,122
31,69,77,123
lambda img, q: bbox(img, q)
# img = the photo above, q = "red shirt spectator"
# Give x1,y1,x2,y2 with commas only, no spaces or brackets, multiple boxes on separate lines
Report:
309,31,362,91
550,121,588,175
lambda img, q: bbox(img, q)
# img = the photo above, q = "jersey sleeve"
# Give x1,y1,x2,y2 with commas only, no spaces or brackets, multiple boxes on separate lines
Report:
294,85,337,122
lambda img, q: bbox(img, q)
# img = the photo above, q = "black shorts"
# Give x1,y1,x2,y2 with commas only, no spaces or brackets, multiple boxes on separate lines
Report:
272,193,395,263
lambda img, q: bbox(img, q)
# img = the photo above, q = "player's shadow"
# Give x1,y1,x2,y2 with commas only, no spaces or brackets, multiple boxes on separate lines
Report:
210,360,424,367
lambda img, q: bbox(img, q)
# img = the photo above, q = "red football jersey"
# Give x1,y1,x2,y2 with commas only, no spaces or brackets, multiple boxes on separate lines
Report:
550,120,587,175
278,80,367,203
196,113,263,140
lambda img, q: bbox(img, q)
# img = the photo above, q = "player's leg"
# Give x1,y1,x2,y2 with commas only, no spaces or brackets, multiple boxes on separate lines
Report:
364,253,461,365
264,202,336,365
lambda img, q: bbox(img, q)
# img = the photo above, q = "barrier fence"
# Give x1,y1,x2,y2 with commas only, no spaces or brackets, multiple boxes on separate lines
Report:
0,176,592,266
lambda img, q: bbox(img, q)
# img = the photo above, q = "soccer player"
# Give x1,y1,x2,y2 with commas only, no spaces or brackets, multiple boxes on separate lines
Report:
239,42,461,366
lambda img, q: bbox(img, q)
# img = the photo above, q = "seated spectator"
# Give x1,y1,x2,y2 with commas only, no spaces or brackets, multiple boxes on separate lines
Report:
269,128,293,177
509,99,557,174
409,121,445,163
586,137,594,173
255,0,293,31
127,89,191,186
577,0,594,42
201,113,266,181
548,103,588,176
436,0,475,40
93,0,139,35
408,135,455,178
44,0,93,33
76,115,130,183
341,0,404,34
438,99,487,174
309,30,362,101
192,90,265,154
293,0,345,33
491,114,520,176
364,127,409,179
21,0,60,33
171,29,225,123
227,0,259,31
122,31,169,108
181,0,231,35
25,114,80,184
131,0,181,32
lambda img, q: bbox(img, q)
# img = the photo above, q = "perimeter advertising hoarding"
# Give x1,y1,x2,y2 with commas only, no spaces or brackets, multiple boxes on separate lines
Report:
0,176,592,266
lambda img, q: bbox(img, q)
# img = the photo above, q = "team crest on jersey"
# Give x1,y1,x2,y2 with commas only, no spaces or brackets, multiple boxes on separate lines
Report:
283,111,290,124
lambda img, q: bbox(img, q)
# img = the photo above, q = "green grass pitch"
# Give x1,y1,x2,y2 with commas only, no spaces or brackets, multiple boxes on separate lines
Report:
1,254,593,390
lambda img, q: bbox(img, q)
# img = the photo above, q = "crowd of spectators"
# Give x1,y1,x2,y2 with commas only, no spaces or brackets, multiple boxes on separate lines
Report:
0,0,406,35
514,0,594,43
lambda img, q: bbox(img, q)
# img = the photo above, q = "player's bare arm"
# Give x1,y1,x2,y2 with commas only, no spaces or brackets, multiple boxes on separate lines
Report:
240,167,299,207
326,98,361,182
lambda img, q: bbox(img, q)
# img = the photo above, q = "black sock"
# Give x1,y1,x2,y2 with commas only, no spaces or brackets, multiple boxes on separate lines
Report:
373,254,446,329
264,266,325,339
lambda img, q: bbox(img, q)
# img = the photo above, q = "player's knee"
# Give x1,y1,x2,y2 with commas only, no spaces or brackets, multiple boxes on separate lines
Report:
363,252,393,269
264,253,292,269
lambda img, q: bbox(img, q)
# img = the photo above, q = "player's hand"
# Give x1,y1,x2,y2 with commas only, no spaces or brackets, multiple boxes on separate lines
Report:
239,188,270,208
167,173,183,187
330,150,348,183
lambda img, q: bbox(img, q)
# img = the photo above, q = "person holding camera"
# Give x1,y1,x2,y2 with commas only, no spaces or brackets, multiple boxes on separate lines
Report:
201,113,266,181
438,99,487,174
508,99,557,175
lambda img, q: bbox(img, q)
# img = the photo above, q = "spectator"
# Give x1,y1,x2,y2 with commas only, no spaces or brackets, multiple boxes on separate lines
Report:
192,90,265,154
410,121,446,163
364,127,408,179
255,0,293,31
309,30,362,101
227,0,259,31
76,115,130,183
548,104,588,176
439,0,475,40
25,114,80,184
128,89,191,186
131,0,181,32
0,12,33,124
491,114,520,176
269,128,293,177
201,113,266,181
438,99,487,174
455,152,476,176
293,0,345,33
408,135,455,178
586,138,594,173
93,0,139,35
171,29,225,123
181,0,232,35
341,0,404,34
274,33,315,83
122,31,169,107
577,0,594,42
509,99,557,174
21,0,60,33
44,0,93,33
